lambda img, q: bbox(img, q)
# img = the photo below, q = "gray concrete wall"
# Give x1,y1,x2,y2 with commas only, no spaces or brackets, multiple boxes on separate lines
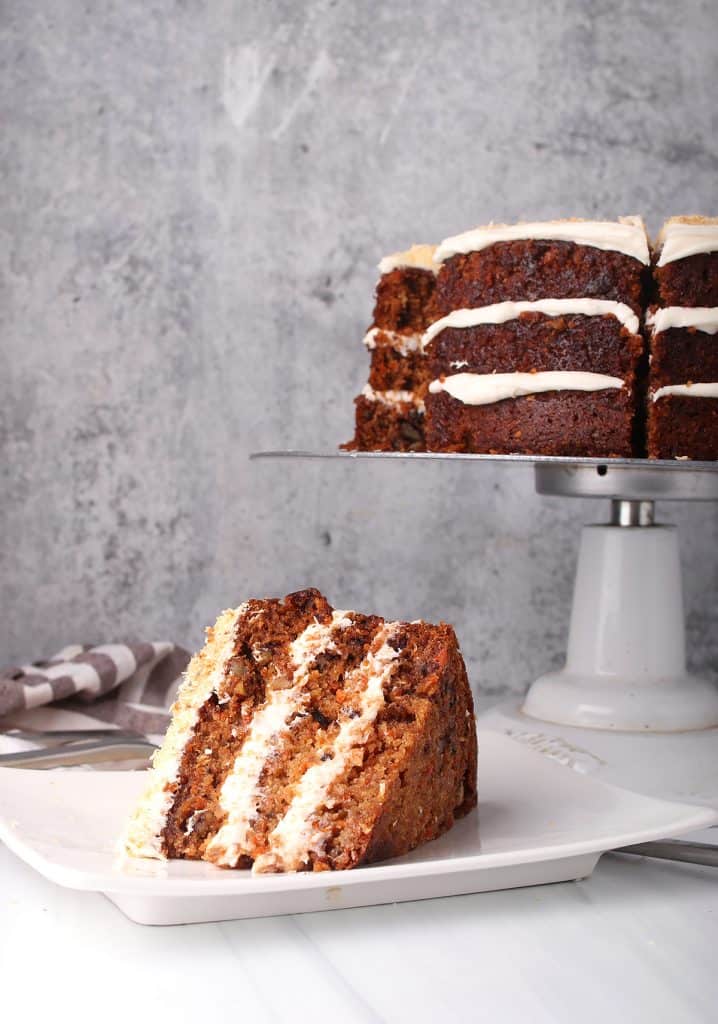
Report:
2,0,717,701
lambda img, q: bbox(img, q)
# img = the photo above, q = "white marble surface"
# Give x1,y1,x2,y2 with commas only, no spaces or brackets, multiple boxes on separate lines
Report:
2,831,717,1024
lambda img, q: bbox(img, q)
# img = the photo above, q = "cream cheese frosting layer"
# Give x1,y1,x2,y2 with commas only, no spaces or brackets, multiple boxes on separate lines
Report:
253,623,400,873
435,216,649,265
652,383,718,402
647,307,718,335
378,244,438,275
362,383,426,412
123,604,248,859
422,299,640,347
362,327,425,354
205,610,353,867
429,371,625,406
656,219,718,267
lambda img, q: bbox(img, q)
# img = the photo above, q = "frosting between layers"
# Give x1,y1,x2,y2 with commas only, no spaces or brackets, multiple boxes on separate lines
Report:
652,383,718,402
123,604,248,859
362,383,426,413
435,217,649,265
429,371,625,406
363,327,425,354
253,622,401,873
656,220,718,267
422,299,640,347
647,307,718,335
378,244,438,276
205,610,353,866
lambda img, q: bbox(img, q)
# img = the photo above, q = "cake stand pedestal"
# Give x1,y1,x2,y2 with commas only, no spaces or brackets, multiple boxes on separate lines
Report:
253,452,718,806
524,462,718,732
488,459,718,807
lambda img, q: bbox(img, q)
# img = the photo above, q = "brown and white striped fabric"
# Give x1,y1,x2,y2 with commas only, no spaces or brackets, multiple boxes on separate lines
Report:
0,642,190,736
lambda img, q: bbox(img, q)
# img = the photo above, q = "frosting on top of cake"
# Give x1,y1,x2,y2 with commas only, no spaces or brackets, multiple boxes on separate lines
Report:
652,382,718,402
656,217,718,266
429,371,625,406
435,216,650,264
647,307,718,335
378,244,438,275
422,299,640,347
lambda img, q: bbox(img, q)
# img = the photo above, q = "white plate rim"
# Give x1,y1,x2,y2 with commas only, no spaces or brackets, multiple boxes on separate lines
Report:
0,732,716,898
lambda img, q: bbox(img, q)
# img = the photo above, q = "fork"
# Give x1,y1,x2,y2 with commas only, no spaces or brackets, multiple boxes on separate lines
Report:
3,726,151,745
0,727,157,768
614,838,718,868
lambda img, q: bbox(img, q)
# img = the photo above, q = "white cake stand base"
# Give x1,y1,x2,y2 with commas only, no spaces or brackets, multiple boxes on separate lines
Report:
523,462,718,733
480,698,718,809
492,460,718,806
523,517,718,731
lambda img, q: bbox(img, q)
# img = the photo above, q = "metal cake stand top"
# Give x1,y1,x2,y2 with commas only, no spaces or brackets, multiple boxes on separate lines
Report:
251,451,718,501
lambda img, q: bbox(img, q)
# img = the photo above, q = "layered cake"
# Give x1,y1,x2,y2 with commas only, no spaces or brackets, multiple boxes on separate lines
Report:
424,219,649,455
125,588,477,873
647,217,718,460
432,217,648,316
344,245,438,451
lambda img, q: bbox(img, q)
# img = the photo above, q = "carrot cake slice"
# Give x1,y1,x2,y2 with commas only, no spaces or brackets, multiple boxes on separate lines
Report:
124,588,477,872
648,217,718,459
423,218,649,455
344,245,438,452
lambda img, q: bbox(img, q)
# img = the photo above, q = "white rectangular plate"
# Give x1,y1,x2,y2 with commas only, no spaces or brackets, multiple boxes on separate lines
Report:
0,732,714,925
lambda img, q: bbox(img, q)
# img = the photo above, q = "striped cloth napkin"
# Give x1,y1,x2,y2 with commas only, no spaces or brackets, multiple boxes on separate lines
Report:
0,642,190,750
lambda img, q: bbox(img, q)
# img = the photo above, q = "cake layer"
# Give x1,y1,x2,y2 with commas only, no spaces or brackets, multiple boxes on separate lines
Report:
344,393,425,451
424,311,644,381
647,394,718,460
648,326,718,390
125,589,477,873
653,255,718,308
426,389,636,456
367,343,430,394
654,218,718,307
434,240,646,316
373,265,437,333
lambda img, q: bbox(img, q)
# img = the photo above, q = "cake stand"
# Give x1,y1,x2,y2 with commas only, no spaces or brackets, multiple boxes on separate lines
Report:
252,451,718,807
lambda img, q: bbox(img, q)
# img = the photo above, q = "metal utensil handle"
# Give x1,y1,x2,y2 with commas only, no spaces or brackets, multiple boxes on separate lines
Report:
615,839,718,868
4,727,146,744
0,738,156,769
